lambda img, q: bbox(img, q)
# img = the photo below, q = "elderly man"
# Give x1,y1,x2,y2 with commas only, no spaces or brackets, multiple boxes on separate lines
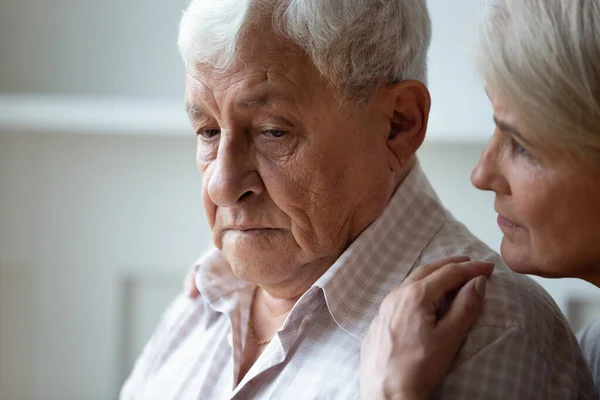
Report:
121,0,595,398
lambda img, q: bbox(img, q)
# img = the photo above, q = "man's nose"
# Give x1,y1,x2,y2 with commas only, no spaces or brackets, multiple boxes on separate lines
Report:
207,134,265,207
470,134,510,194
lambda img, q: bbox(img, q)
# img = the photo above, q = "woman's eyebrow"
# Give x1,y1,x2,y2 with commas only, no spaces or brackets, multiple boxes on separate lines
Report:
493,116,532,145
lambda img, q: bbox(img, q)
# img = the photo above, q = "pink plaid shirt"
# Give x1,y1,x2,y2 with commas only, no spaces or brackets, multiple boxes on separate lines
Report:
121,163,595,399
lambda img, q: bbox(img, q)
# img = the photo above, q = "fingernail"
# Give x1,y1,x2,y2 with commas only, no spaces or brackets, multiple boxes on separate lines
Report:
474,276,487,298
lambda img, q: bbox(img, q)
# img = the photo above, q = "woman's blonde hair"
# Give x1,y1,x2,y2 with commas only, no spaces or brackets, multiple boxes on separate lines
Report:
476,0,600,161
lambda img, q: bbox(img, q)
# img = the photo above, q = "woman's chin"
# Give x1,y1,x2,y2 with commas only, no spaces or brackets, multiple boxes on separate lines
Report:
501,245,570,279
500,241,536,275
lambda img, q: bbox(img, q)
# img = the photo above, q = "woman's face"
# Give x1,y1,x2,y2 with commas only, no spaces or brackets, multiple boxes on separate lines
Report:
471,88,600,284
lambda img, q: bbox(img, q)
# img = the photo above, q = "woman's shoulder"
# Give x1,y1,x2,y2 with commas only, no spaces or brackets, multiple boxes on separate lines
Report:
578,320,600,391
578,319,600,349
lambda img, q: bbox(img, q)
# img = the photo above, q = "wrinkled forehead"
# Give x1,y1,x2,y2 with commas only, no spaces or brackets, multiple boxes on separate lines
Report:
184,28,327,109
185,66,292,113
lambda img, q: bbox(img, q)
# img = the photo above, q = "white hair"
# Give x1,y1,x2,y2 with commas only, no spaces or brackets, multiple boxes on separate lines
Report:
476,0,600,161
178,0,431,101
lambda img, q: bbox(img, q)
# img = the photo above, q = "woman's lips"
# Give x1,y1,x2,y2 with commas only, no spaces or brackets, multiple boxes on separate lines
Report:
497,215,523,230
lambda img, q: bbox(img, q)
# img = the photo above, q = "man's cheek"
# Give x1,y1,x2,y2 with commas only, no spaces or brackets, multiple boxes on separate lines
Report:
202,184,217,228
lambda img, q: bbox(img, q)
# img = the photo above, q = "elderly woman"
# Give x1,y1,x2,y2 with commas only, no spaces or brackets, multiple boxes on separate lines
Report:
360,0,600,398
123,0,595,399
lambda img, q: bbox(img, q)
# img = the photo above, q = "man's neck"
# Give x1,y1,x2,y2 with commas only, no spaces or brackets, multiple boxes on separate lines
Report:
256,254,335,313
255,286,299,318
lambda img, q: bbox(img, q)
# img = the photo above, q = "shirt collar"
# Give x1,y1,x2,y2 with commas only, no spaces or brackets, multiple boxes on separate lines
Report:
194,248,254,305
194,161,447,340
313,161,448,341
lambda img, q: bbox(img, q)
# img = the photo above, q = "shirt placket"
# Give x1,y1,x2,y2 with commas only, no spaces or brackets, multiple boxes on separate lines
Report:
230,289,325,399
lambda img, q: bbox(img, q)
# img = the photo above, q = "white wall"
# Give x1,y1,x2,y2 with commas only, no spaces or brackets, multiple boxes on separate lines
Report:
0,0,188,97
426,0,495,139
0,133,208,399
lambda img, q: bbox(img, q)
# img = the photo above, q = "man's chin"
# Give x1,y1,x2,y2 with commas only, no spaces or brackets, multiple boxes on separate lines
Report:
227,255,291,285
221,243,298,285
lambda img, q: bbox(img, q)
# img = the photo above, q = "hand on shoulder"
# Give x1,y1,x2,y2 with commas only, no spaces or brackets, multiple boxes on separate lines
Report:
359,256,494,400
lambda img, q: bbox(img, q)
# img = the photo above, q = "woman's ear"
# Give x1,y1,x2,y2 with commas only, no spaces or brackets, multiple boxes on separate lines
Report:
387,80,431,168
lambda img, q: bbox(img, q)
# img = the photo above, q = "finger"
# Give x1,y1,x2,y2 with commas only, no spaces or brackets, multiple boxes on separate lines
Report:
422,260,494,302
403,256,471,285
183,265,200,299
437,275,488,351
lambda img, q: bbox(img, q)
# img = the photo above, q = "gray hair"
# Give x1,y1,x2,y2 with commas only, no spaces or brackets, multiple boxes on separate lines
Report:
178,0,432,101
476,0,600,161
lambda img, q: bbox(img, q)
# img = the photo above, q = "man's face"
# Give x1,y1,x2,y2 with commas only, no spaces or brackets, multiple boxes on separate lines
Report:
185,28,397,287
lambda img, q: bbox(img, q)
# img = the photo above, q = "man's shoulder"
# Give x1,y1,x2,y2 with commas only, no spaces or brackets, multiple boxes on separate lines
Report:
421,219,561,329
422,220,596,396
477,264,574,361
423,219,587,375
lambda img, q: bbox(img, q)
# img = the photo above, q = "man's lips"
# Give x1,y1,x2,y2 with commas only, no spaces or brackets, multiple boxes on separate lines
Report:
224,226,283,234
228,225,279,231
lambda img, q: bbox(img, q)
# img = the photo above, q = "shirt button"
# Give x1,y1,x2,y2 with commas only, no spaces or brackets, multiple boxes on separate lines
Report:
227,333,233,347
299,320,309,331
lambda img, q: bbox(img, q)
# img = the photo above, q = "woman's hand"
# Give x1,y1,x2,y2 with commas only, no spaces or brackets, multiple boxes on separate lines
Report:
360,256,494,400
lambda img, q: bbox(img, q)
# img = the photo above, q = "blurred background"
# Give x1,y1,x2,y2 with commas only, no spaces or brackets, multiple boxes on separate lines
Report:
1,0,599,399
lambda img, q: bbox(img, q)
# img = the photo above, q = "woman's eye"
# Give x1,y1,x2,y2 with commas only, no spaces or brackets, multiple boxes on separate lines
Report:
510,137,532,157
196,129,221,139
263,129,288,138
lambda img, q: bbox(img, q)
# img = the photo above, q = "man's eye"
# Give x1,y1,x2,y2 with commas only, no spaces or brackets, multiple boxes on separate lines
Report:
263,129,288,138
196,129,221,139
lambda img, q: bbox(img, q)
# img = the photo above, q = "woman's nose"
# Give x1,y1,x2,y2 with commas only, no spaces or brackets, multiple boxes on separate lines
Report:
471,135,510,195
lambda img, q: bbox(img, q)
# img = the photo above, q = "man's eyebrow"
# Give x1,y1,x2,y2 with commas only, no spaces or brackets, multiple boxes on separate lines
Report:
185,103,210,121
185,94,295,127
185,93,277,117
236,93,274,109
493,116,531,144
237,93,296,127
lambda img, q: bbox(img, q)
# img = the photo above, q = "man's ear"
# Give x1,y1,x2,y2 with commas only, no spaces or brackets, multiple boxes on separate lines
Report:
387,80,431,169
